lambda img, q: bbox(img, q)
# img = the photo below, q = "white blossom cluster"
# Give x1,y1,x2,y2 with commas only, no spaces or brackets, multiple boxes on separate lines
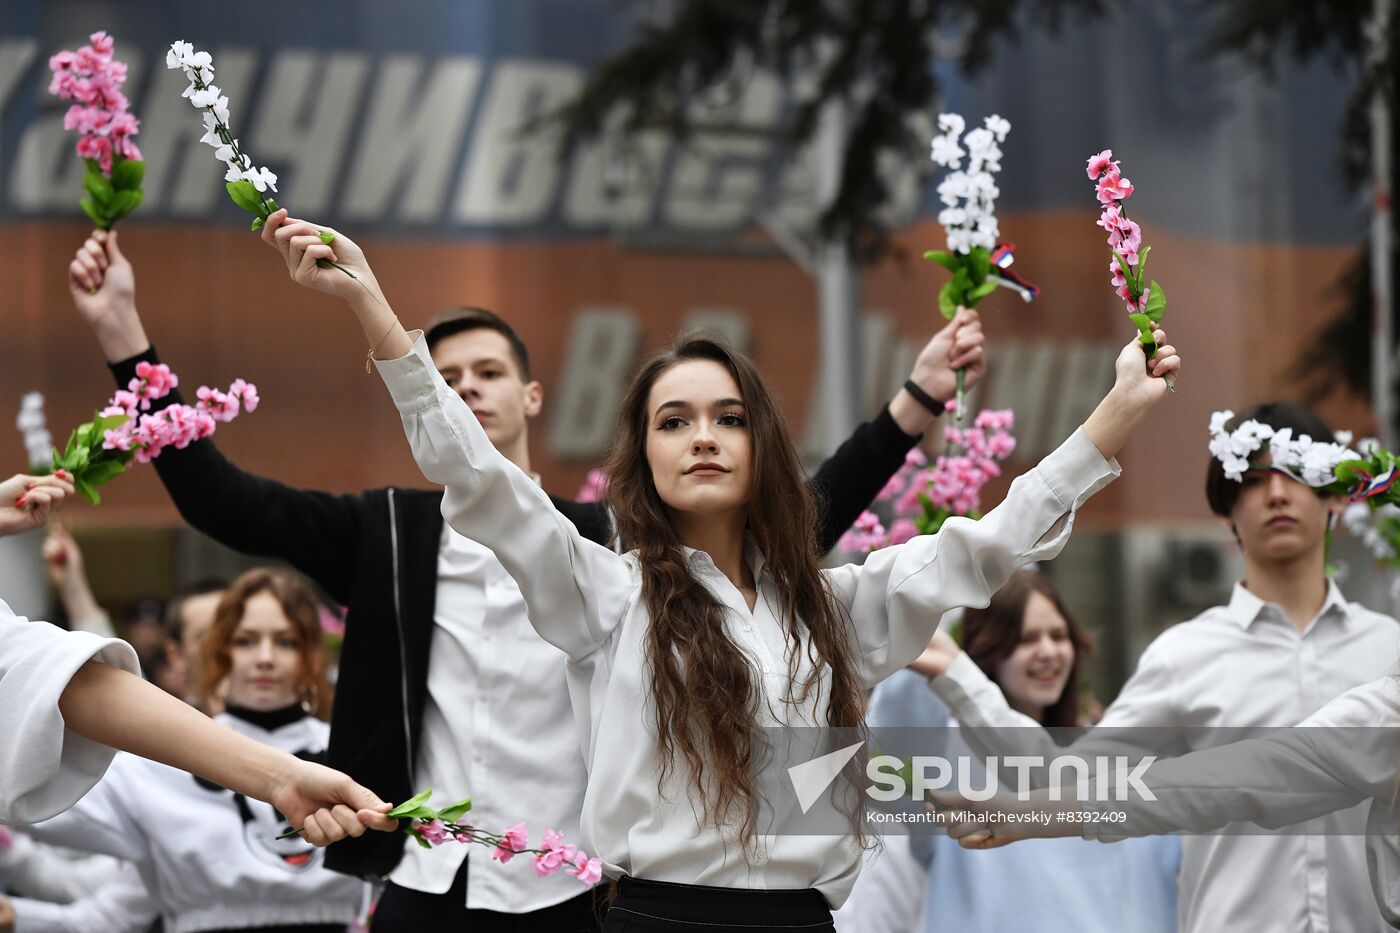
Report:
166,42,277,193
929,113,1010,254
1208,409,1360,487
16,392,52,470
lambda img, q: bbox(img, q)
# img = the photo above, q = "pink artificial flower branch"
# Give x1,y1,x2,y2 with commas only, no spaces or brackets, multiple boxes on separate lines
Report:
1085,149,1172,390
46,361,257,505
48,31,144,229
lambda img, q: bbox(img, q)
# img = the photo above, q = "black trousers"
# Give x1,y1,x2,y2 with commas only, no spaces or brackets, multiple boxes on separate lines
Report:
602,876,835,932
373,859,605,933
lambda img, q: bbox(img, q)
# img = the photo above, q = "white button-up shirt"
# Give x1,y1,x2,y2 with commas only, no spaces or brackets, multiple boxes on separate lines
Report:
388,510,591,913
1091,675,1400,928
376,334,1119,907
931,580,1400,933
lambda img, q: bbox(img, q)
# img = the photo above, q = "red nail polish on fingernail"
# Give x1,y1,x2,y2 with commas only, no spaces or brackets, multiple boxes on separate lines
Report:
56,470,68,478
15,495,26,508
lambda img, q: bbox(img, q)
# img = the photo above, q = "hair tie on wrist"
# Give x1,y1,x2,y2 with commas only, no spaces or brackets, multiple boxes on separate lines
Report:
903,379,946,417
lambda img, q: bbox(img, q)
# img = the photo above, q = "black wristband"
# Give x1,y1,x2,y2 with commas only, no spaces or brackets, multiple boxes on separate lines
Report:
903,379,946,417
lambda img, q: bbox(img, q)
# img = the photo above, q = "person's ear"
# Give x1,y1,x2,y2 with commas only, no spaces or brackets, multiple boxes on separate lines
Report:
523,380,543,419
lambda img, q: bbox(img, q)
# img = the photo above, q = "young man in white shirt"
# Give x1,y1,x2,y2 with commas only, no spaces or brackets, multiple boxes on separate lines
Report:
912,402,1400,933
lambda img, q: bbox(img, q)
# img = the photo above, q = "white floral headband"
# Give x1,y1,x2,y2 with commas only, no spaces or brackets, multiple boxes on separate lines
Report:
1207,409,1364,488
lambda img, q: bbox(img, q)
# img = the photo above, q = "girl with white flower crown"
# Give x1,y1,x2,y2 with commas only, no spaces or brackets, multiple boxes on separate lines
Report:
259,209,1179,933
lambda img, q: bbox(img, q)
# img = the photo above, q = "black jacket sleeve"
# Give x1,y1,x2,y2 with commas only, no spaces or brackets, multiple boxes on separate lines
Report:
807,406,920,554
110,348,367,605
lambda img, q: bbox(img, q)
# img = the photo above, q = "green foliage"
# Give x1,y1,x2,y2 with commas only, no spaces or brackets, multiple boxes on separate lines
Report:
76,157,146,230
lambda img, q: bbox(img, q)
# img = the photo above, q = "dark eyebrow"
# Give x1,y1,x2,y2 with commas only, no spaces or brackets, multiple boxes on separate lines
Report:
654,397,746,417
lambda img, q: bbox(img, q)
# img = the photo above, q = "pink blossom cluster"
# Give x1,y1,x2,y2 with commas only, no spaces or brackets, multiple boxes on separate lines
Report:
575,468,610,503
842,408,1017,552
922,409,1016,515
99,362,258,464
1086,149,1148,312
49,31,140,174
411,820,603,887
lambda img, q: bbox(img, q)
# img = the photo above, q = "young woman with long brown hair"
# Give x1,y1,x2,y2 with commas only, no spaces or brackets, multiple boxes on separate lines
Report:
264,212,1181,932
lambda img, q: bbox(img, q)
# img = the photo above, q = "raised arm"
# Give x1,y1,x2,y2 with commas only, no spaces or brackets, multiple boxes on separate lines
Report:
809,308,985,553
68,231,366,604
826,331,1180,688
260,211,634,659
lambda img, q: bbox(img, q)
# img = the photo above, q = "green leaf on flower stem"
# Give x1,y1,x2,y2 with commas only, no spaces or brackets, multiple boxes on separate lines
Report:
111,189,143,220
1111,250,1139,295
438,798,473,823
951,265,971,292
74,475,100,506
82,158,101,175
938,281,957,319
93,412,131,434
969,280,999,301
79,198,109,230
318,230,336,246
225,180,264,214
1137,245,1151,283
83,171,114,206
387,789,434,819
1144,280,1166,324
251,217,265,232
922,250,959,272
110,159,144,192
1128,312,1158,357
263,198,280,214
968,246,991,284
83,458,129,485
411,831,434,849
397,806,442,821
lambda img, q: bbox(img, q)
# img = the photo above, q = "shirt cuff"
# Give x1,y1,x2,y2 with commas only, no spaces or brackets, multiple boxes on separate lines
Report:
1035,427,1121,512
928,650,999,714
373,330,440,413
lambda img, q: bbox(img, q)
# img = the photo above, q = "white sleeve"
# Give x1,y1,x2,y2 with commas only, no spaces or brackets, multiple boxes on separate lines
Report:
929,632,1191,764
0,831,123,903
1087,675,1399,839
824,428,1119,687
11,864,158,933
374,334,635,660
23,758,152,863
0,604,141,824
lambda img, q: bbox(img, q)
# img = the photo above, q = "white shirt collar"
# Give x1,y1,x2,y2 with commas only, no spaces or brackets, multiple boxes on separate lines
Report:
1225,578,1350,631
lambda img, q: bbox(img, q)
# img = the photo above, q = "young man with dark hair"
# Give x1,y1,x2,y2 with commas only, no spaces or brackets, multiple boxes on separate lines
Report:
913,401,1400,932
68,228,985,932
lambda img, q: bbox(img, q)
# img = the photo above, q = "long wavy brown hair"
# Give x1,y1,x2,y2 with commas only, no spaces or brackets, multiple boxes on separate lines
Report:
196,567,334,720
603,337,867,846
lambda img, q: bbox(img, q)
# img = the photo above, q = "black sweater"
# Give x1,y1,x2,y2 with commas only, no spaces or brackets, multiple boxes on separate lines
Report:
112,348,919,879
